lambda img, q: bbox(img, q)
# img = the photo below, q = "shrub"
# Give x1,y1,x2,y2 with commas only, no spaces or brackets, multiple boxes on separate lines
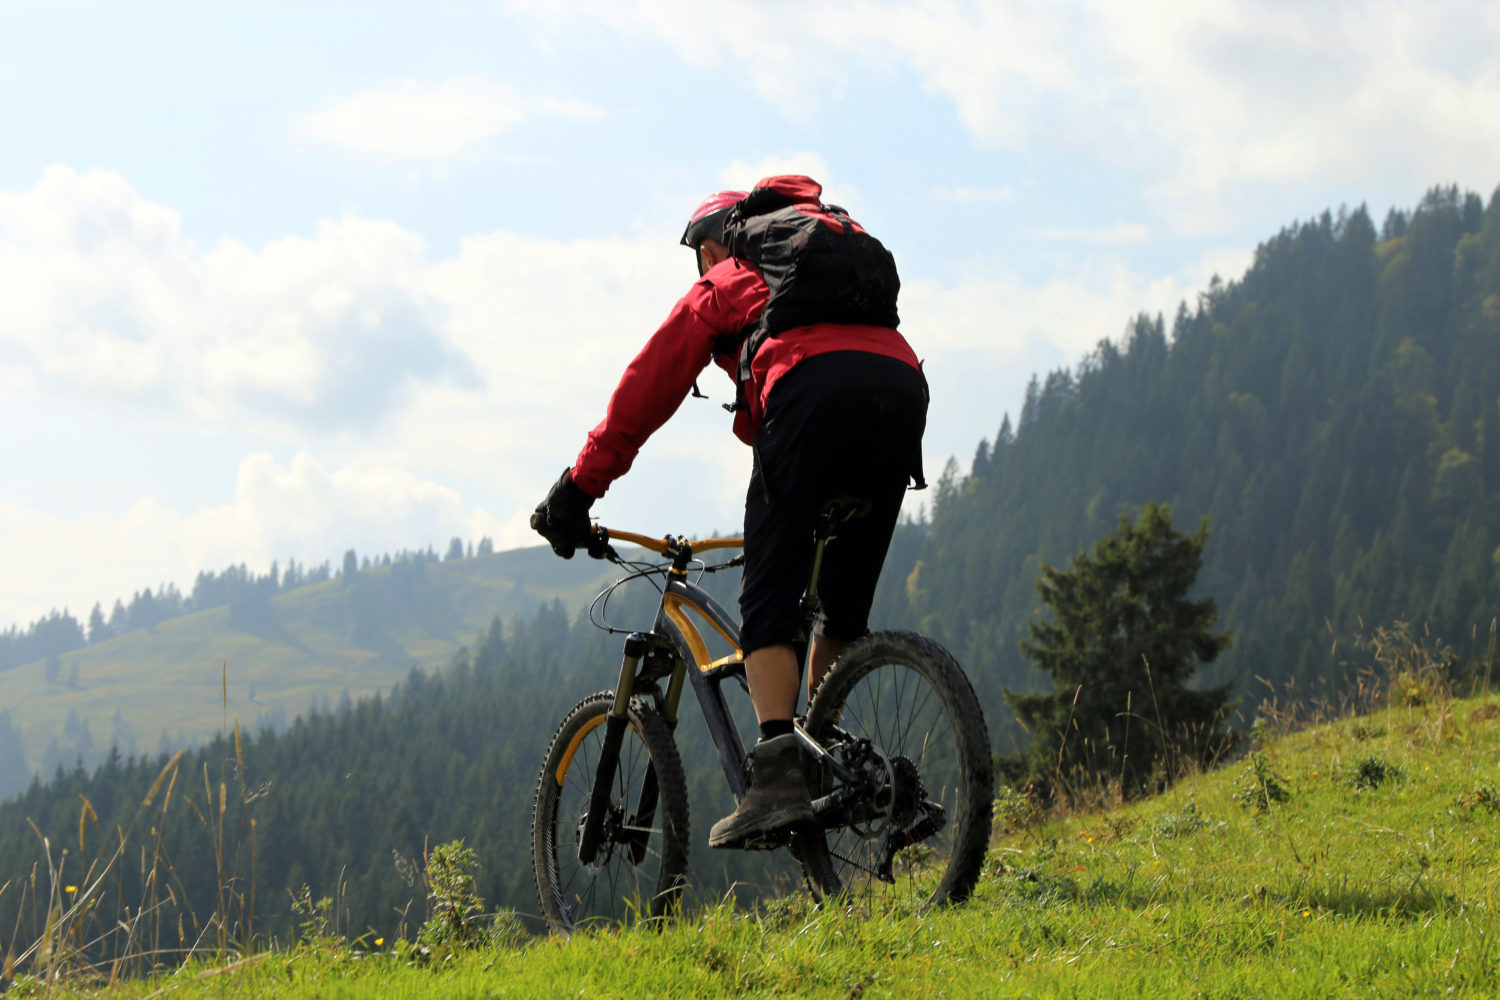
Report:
1234,753,1291,812
418,840,485,952
1153,801,1208,838
993,784,1045,832
1456,785,1499,815
1349,754,1403,791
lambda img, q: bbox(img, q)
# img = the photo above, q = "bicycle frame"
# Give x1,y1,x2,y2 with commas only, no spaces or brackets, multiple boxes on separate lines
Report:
568,529,750,867
544,512,989,920
575,519,874,866
601,530,755,799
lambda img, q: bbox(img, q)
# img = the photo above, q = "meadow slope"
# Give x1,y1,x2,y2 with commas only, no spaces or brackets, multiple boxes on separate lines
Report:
16,687,1497,999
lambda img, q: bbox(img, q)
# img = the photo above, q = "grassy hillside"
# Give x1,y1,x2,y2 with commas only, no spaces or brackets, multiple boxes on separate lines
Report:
14,685,1498,998
0,546,618,781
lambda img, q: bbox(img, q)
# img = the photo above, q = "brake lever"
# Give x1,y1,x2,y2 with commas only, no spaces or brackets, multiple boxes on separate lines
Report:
586,526,616,561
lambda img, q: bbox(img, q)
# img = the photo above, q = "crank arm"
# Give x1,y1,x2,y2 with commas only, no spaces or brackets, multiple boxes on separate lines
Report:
793,723,865,787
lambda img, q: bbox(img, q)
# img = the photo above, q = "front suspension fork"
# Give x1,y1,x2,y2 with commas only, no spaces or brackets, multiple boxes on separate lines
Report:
577,633,649,867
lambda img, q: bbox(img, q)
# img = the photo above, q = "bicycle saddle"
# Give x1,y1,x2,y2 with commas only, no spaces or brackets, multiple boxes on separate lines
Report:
816,496,873,538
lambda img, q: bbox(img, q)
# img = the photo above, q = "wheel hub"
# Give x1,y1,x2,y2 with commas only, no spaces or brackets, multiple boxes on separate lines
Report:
574,804,623,875
887,756,923,829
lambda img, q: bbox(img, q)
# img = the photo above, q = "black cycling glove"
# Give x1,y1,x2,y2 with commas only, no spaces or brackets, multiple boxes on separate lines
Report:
531,468,595,559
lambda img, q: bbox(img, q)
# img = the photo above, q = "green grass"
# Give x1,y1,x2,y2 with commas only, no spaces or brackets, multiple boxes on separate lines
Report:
13,690,1499,998
0,548,617,778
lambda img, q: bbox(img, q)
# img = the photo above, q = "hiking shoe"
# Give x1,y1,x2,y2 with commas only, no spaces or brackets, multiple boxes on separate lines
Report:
709,733,814,849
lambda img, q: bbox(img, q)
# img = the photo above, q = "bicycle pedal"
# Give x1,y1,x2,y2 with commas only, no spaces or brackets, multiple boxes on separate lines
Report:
735,830,791,851
740,818,823,852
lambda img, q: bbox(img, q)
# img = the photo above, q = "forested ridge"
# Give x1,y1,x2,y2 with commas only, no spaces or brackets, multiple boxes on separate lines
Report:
1,607,583,943
2,183,1498,946
912,183,1500,730
0,541,617,799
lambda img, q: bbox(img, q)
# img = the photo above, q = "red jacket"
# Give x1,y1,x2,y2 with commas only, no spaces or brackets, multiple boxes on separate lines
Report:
571,178,920,499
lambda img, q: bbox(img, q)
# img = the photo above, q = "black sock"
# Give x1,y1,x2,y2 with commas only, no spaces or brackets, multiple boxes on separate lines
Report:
759,719,794,742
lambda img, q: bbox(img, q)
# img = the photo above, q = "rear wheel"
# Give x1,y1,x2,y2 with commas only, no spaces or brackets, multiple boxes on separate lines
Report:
799,630,992,907
532,692,690,933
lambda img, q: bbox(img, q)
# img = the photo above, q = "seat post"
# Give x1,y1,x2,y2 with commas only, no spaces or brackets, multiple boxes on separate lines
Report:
800,498,866,631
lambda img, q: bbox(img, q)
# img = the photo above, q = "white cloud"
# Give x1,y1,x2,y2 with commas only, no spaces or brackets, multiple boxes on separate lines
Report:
0,163,1254,629
296,76,602,161
718,153,833,190
713,153,865,213
0,166,473,430
1034,222,1151,247
512,1,1500,230
410,219,752,531
519,0,1077,135
0,167,753,626
919,0,1500,226
0,452,491,625
507,0,865,116
1073,1,1500,227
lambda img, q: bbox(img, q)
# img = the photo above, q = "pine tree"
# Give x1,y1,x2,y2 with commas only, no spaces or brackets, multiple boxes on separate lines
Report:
1006,502,1237,800
86,603,109,644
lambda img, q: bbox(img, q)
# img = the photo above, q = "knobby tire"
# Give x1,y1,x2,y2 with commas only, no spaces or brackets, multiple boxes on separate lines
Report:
532,692,690,934
798,630,993,907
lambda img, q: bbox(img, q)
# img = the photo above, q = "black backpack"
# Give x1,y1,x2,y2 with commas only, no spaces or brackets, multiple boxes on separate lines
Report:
718,186,901,412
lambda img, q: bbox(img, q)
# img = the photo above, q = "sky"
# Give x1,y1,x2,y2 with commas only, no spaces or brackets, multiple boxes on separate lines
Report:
3,0,1499,631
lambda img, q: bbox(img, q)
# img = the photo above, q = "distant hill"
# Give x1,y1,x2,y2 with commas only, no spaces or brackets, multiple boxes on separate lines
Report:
0,545,619,794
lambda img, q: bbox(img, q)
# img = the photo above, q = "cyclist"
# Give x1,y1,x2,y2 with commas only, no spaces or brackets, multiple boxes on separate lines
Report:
533,175,927,849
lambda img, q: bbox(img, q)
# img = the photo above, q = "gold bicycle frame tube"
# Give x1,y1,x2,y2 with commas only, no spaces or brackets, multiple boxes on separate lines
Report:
655,575,752,797
601,525,746,678
595,527,753,799
661,593,743,672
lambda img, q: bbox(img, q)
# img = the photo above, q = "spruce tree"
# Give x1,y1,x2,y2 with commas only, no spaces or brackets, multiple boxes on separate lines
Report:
1006,502,1237,799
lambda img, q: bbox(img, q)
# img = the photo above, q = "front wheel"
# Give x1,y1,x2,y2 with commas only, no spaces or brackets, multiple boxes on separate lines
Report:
532,692,690,933
799,630,993,908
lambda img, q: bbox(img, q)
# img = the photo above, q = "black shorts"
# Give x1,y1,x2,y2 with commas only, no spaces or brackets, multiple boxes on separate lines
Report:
738,351,928,657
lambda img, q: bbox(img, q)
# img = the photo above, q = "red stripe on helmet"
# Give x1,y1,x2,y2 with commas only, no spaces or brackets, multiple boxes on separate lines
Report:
681,189,748,248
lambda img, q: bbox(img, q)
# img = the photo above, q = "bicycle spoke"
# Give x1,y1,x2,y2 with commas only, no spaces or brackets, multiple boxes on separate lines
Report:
800,633,992,908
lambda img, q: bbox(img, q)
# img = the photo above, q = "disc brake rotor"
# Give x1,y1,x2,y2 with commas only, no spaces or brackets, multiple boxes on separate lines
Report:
574,805,621,875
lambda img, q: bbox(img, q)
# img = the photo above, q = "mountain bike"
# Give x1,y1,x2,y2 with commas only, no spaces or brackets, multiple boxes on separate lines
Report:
530,503,993,934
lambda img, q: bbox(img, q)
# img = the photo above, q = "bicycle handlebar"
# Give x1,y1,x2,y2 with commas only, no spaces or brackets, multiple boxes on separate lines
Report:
590,526,744,560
